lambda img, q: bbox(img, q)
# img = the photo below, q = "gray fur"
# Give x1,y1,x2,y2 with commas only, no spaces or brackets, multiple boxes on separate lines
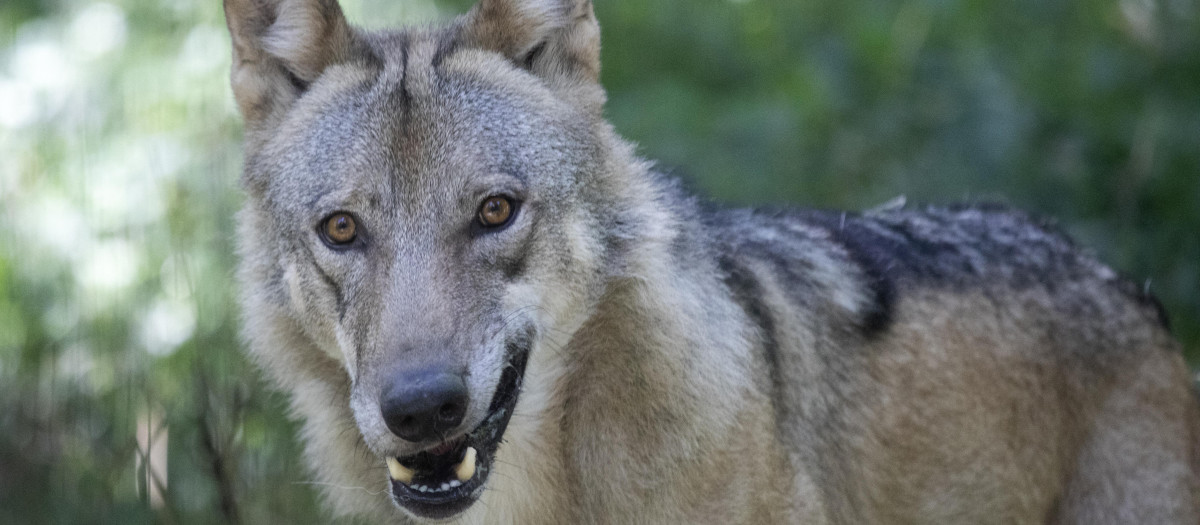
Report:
225,0,1200,522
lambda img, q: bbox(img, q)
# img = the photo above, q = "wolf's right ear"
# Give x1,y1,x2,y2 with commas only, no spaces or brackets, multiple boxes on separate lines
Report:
224,0,356,129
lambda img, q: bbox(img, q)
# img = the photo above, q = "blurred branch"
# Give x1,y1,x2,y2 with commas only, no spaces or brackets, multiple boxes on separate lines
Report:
146,452,180,525
198,373,242,525
134,401,181,525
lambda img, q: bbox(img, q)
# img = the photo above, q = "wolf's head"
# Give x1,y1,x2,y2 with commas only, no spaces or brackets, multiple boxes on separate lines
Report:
224,0,661,519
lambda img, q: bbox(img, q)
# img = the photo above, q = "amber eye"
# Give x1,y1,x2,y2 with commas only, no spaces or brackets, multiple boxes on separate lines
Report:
322,213,358,245
477,196,515,228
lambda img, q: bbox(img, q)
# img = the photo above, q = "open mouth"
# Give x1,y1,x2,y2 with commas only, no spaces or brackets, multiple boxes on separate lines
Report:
384,340,531,520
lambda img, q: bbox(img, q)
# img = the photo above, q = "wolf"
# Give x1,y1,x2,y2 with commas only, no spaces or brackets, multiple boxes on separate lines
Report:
223,0,1200,522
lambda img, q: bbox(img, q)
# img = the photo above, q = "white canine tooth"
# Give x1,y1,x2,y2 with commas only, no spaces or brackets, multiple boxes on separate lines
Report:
386,457,415,484
449,480,462,488
440,482,450,491
455,446,477,482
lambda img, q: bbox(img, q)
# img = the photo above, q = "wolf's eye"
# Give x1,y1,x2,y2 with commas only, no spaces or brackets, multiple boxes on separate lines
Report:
322,213,358,245
477,196,515,228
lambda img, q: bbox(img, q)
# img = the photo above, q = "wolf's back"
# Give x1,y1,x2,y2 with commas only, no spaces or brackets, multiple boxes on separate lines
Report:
702,202,1197,522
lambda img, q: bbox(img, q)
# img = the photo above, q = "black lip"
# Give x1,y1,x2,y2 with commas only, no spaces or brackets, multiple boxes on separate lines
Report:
389,336,531,519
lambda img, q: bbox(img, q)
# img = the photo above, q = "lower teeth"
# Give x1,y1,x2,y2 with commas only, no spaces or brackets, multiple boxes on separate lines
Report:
412,480,463,493
386,446,478,487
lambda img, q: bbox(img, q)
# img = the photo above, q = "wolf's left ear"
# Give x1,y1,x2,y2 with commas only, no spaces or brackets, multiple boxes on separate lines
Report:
462,0,603,111
224,0,357,130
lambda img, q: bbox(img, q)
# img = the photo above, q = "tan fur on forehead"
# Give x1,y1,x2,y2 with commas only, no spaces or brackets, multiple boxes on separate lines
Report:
438,48,563,103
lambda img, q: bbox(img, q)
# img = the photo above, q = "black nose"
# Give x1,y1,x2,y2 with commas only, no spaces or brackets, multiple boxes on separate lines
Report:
380,368,469,442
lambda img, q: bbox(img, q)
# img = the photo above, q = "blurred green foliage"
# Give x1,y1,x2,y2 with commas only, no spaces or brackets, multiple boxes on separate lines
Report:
0,0,1197,522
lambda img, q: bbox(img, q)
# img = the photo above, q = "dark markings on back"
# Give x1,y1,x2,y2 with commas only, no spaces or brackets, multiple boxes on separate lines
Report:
707,208,894,339
708,201,1170,342
799,204,1172,331
797,204,1084,287
717,254,788,437
820,218,896,336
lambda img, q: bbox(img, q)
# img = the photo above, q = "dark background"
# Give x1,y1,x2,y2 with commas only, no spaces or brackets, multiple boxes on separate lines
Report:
1,0,1196,521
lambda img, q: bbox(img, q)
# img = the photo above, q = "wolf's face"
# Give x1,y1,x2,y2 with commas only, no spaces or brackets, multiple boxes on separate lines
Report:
227,0,618,519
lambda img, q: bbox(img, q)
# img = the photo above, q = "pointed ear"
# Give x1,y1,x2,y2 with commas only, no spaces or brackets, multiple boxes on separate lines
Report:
224,0,356,128
461,0,603,109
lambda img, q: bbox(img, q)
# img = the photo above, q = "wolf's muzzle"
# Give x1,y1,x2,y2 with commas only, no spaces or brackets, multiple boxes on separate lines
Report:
385,333,533,520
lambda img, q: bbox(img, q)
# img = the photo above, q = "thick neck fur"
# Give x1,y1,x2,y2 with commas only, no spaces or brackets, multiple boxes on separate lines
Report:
557,260,794,523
